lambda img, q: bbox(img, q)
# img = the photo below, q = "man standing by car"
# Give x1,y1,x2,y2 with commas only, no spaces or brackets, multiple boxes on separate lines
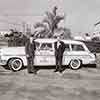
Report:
25,35,37,74
54,37,65,73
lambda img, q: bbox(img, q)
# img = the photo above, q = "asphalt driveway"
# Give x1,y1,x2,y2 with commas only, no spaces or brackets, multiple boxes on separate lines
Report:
0,66,100,100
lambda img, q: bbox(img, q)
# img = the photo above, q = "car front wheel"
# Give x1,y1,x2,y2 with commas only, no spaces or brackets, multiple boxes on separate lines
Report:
69,59,81,70
8,58,23,72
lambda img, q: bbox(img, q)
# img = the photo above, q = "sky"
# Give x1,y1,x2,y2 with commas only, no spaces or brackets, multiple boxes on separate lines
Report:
0,0,100,36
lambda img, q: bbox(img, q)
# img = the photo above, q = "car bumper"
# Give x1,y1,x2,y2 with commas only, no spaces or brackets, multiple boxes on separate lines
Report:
0,59,7,65
89,59,96,64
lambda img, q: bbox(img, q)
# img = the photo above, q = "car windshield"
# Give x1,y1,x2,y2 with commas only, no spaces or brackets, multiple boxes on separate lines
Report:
40,43,52,50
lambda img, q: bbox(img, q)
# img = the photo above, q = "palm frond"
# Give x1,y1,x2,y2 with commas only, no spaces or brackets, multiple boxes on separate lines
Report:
42,19,52,30
45,11,54,21
34,22,46,29
54,15,64,25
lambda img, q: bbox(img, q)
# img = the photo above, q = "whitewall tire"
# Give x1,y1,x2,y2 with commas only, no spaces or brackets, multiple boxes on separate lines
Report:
8,58,23,72
69,59,81,70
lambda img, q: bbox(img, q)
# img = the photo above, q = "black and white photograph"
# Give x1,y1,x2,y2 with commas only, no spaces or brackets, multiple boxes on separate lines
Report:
0,0,100,100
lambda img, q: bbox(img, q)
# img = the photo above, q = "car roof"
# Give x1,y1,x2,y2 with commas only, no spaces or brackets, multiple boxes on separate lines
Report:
35,39,57,43
35,38,84,45
62,40,84,45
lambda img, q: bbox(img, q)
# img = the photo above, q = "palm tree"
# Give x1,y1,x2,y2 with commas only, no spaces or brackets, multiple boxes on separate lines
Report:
34,6,71,39
43,10,64,37
34,22,50,38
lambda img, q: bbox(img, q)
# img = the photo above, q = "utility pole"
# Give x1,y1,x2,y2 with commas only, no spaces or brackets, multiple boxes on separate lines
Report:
22,22,26,35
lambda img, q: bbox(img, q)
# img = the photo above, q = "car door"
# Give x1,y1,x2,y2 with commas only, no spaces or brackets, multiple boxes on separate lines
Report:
35,42,55,66
63,44,71,65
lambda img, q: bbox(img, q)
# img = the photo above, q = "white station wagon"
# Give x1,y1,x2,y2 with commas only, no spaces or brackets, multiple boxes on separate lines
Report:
0,39,96,71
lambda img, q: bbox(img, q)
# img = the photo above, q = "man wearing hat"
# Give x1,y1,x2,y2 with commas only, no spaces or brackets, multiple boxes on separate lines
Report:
25,34,37,74
54,36,65,73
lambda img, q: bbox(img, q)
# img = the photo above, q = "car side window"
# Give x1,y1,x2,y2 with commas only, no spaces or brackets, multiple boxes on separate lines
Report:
40,43,52,50
71,44,85,51
65,44,70,51
35,42,40,50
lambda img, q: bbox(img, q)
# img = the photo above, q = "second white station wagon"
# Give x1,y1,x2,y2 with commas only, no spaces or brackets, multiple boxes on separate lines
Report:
0,39,96,71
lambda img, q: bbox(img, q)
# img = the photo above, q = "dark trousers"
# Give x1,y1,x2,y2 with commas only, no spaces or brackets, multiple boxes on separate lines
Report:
55,55,63,70
27,56,35,73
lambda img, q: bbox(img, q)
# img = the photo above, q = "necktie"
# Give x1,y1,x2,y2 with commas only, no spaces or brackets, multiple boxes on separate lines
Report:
57,42,60,49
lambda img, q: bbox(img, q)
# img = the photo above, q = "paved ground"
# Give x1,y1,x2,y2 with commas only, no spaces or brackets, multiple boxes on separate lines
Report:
0,66,100,100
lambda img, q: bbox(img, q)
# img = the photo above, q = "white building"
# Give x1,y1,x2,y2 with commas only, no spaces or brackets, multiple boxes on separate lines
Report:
94,24,100,34
0,31,10,37
92,22,100,40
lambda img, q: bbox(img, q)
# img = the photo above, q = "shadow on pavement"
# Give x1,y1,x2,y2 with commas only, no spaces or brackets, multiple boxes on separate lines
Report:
83,64,96,68
0,64,98,73
1,65,10,70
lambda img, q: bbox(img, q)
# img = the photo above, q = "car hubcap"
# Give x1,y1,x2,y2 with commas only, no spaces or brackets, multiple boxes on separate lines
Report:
72,60,79,67
70,59,80,69
12,59,22,70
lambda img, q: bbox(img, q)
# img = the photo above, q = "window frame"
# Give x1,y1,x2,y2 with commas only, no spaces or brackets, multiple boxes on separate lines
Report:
39,43,53,51
71,44,85,51
35,42,40,50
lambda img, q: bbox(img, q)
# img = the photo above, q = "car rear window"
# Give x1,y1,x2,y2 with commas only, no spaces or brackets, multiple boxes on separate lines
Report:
71,44,85,51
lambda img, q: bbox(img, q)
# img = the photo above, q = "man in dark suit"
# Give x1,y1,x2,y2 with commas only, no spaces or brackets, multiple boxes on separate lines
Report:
25,35,37,74
54,37,65,73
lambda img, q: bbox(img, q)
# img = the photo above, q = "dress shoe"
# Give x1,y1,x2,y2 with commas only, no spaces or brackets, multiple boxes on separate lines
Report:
59,69,63,73
54,69,59,72
28,71,34,74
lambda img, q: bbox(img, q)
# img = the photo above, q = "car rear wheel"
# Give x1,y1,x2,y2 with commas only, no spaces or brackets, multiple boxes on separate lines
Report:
8,58,23,72
69,59,81,70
